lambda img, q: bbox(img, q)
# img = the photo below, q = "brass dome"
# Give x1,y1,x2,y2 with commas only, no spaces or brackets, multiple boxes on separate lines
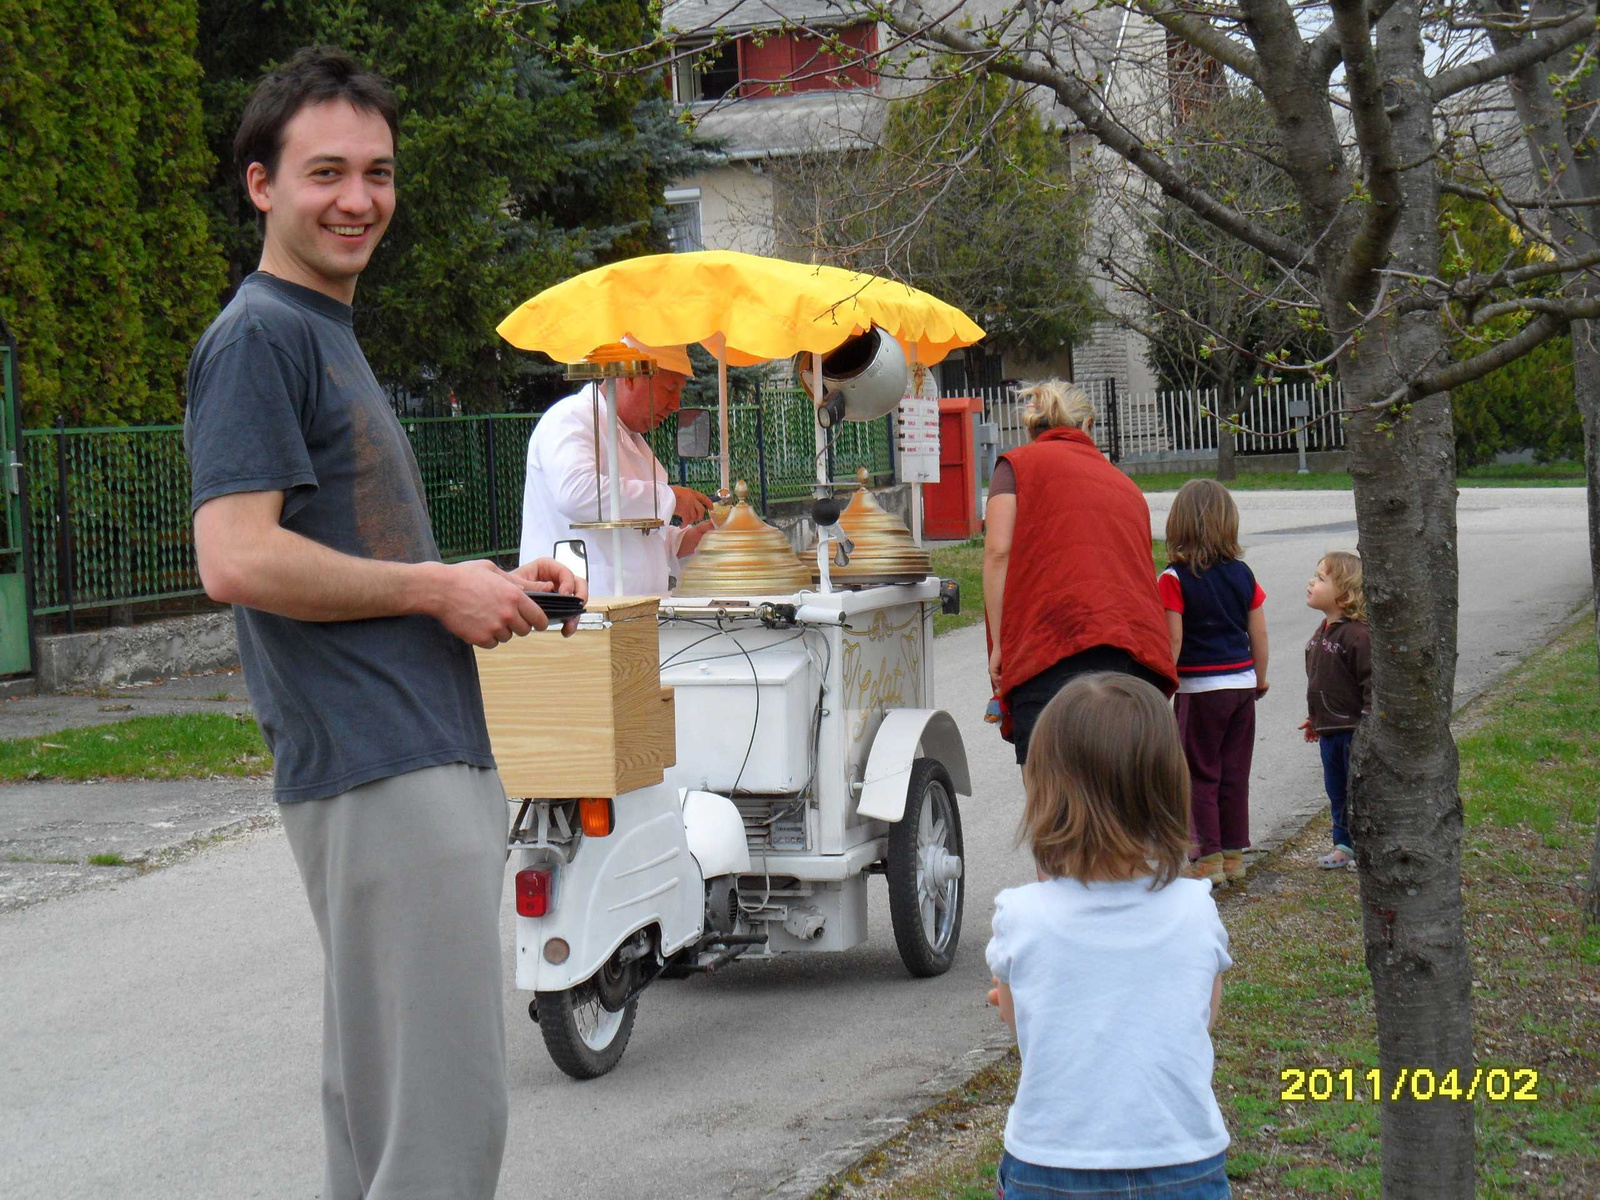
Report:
808,469,931,586
675,481,812,595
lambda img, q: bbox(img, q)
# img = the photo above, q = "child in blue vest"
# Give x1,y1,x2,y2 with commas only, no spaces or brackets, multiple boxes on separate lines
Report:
986,672,1232,1199
1159,480,1268,888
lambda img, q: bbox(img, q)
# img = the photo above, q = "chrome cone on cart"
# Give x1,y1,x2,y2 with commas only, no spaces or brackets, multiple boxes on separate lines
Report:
675,480,811,596
807,468,931,587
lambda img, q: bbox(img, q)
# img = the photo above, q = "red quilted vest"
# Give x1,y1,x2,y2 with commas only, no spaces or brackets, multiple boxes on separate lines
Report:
991,428,1176,697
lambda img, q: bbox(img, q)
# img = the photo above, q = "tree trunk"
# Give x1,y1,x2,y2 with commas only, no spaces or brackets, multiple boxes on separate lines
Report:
1342,4,1474,1193
1486,0,1600,928
1216,372,1238,482
1574,321,1600,925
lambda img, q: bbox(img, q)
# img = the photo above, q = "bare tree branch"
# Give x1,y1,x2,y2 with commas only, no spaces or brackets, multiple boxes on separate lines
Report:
1429,6,1597,102
1330,0,1404,301
883,0,1316,266
1134,0,1264,81
1306,0,1402,78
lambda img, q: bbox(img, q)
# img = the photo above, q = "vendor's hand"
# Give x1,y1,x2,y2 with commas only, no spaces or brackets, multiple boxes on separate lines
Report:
509,557,587,637
1299,718,1319,743
432,559,546,649
988,644,1002,694
671,485,714,525
1255,678,1270,698
677,520,715,558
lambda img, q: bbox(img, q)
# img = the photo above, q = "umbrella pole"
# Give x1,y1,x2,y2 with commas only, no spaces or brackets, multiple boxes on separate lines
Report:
606,375,625,586
908,346,924,547
812,351,833,594
714,334,730,495
812,352,828,494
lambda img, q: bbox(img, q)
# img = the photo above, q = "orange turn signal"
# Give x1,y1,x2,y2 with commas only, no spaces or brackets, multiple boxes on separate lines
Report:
578,797,614,837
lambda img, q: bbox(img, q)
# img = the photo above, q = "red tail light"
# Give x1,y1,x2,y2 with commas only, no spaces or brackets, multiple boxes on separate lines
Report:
515,868,552,917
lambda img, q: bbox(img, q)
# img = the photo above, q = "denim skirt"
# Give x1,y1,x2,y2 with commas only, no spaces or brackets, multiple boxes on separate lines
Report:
996,1150,1231,1199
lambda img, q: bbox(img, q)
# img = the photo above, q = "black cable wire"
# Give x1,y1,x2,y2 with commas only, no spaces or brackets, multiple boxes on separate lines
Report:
728,631,760,797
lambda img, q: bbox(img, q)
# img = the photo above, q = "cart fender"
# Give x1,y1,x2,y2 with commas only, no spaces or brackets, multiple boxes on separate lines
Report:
856,709,972,822
681,789,751,878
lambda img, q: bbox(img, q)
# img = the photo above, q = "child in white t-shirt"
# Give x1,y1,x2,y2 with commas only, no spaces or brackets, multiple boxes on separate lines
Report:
986,672,1233,1199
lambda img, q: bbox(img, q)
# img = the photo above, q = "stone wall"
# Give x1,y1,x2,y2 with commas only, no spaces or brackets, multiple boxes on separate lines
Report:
35,611,239,693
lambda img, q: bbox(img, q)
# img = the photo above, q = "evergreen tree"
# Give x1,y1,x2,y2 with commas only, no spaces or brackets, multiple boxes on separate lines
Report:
0,0,224,426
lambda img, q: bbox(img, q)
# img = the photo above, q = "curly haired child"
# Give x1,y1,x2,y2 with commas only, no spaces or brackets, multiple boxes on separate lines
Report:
1299,550,1371,870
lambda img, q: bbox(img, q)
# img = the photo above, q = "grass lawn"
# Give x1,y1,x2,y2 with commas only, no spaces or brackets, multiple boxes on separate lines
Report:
815,620,1600,1199
0,713,271,782
1128,461,1583,493
928,539,1169,638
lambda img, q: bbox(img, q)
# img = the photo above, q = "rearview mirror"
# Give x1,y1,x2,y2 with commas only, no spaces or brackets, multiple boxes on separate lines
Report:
554,538,588,581
677,408,713,459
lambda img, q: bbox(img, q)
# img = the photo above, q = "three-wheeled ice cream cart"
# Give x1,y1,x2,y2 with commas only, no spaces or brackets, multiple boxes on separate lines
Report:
481,251,984,1077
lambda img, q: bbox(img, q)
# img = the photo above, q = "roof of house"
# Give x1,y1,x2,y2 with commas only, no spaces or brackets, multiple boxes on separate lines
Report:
690,88,885,157
663,0,871,35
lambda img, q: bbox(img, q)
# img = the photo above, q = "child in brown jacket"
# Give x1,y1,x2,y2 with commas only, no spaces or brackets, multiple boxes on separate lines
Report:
1299,551,1371,870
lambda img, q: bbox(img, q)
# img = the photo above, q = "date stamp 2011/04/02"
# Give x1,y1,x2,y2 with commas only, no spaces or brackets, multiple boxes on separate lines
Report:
1280,1067,1539,1103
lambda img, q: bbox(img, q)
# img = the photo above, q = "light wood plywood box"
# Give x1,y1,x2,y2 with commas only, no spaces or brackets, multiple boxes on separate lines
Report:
476,596,675,799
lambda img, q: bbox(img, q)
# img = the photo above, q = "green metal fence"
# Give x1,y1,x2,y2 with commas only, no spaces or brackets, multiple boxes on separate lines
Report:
27,424,197,620
646,386,894,506
25,392,893,621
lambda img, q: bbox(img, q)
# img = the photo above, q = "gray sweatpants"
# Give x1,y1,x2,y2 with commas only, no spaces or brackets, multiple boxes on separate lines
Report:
281,763,510,1200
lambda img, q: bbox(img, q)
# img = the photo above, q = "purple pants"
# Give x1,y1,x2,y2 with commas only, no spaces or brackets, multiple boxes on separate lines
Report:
1175,687,1256,858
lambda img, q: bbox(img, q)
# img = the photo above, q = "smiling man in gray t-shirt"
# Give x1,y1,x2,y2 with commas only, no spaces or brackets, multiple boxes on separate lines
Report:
185,48,582,1200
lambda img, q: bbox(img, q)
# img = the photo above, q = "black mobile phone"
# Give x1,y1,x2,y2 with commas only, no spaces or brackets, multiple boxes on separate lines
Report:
525,591,586,620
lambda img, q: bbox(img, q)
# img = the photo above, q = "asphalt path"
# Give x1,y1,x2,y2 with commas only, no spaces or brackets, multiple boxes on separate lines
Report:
0,488,1588,1200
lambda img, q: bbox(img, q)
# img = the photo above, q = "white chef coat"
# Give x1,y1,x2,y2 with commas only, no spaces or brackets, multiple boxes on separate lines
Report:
519,384,688,595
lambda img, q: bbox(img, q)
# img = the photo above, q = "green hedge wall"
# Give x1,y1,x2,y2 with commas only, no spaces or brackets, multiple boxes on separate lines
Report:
0,0,224,428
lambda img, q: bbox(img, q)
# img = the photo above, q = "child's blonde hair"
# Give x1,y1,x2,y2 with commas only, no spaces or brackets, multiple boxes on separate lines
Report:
1321,550,1367,622
1165,479,1242,572
1020,673,1191,887
1018,380,1096,439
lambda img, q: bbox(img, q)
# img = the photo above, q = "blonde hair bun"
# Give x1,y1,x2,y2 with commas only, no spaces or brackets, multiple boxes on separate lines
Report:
1017,380,1096,439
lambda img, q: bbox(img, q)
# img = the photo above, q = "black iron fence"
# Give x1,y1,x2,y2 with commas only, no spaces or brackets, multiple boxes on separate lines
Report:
26,389,892,623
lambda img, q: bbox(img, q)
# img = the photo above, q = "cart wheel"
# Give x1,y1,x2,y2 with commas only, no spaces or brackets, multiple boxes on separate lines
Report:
536,984,637,1080
885,758,964,977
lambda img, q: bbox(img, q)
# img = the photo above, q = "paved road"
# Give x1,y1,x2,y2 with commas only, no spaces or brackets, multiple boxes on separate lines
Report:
0,488,1588,1200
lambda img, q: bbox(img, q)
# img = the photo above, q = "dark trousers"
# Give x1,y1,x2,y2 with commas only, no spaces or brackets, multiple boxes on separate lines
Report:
1009,645,1171,765
1175,688,1255,857
1320,728,1355,849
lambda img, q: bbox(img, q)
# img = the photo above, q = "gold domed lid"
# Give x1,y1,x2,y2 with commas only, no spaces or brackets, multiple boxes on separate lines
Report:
809,469,932,585
676,481,812,595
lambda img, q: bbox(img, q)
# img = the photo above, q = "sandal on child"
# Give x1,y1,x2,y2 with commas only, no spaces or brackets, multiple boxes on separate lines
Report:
1221,850,1248,883
1317,846,1356,870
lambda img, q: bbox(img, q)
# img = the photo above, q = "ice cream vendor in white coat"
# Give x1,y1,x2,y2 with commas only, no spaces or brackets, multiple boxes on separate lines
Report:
519,341,716,595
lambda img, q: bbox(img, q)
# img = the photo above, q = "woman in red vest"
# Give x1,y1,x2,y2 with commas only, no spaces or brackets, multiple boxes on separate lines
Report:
984,381,1177,763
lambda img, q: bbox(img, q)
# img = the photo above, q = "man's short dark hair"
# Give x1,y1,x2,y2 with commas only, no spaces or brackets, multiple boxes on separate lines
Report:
234,46,399,233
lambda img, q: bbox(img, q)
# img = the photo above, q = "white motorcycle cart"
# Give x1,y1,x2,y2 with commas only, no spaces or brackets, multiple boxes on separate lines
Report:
477,579,970,1079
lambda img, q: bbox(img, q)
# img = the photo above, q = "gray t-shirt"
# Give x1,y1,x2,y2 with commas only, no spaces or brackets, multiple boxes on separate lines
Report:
184,272,493,803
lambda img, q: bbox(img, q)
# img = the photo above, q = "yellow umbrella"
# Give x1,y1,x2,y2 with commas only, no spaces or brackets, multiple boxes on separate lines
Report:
496,250,984,368
498,251,983,574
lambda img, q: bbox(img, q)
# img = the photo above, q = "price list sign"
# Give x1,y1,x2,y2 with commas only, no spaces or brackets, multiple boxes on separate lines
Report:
896,396,941,484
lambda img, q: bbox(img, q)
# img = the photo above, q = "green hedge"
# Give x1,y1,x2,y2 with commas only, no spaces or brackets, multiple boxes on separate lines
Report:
0,0,224,428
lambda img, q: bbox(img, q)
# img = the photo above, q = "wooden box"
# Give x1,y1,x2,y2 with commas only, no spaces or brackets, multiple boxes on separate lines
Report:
476,596,676,799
